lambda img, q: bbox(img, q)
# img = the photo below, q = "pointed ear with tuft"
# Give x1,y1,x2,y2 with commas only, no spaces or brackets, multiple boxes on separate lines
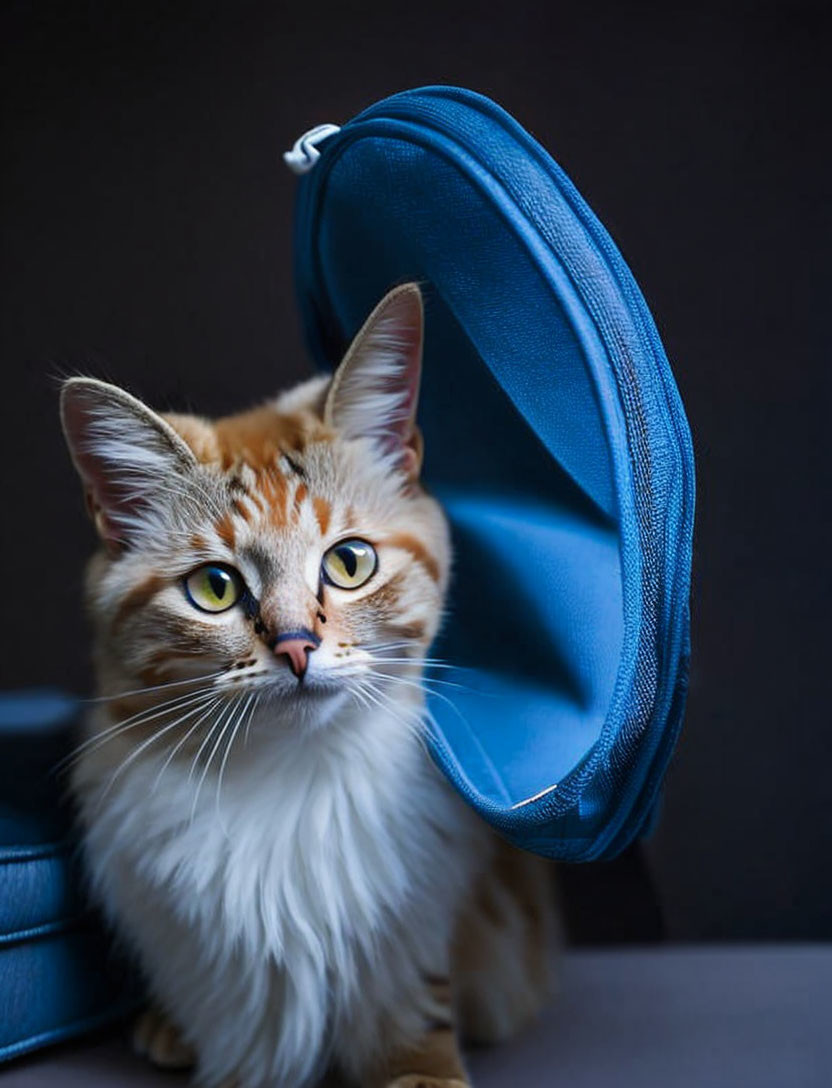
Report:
324,283,425,479
60,377,198,553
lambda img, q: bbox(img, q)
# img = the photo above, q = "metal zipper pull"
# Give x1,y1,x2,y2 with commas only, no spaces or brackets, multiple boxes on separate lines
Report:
283,123,341,175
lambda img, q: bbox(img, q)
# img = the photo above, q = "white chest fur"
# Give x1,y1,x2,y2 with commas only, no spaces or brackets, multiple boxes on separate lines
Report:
75,700,479,1088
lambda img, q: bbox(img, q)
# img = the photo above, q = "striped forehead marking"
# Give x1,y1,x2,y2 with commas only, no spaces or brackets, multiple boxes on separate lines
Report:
292,482,309,521
231,497,253,524
313,497,331,537
212,472,334,544
215,512,236,549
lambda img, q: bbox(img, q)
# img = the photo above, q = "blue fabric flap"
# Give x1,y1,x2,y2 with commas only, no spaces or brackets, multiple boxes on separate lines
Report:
291,86,695,860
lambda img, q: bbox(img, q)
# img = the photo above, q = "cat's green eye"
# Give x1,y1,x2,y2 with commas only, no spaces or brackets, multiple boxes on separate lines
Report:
321,539,377,590
184,564,243,613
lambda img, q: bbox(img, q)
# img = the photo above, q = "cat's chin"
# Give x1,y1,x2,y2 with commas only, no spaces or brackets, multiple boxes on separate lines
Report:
255,687,352,739
256,677,352,721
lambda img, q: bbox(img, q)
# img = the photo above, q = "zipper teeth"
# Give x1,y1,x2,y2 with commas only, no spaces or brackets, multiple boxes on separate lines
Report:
297,99,692,855
466,100,689,855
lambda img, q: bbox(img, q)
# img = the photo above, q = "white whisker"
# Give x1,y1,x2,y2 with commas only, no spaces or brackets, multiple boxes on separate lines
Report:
190,695,242,824
366,666,473,693
215,692,255,823
366,667,477,700
56,688,219,773
84,669,227,705
367,658,465,671
151,697,224,793
349,675,439,754
94,695,219,807
243,693,263,747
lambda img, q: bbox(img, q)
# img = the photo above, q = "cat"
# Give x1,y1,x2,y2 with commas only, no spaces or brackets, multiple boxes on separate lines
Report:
60,283,556,1088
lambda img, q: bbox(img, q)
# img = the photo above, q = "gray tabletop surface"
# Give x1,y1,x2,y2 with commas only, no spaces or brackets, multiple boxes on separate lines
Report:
4,946,830,1087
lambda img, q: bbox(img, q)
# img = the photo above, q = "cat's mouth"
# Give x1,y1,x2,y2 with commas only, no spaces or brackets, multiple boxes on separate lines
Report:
213,649,415,708
218,665,350,702
284,673,345,698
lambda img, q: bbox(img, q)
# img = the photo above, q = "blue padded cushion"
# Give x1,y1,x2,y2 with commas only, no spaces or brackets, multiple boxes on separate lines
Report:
292,86,695,860
0,691,138,1063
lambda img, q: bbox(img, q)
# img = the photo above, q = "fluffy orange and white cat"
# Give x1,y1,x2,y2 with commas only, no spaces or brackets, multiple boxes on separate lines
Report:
60,284,556,1088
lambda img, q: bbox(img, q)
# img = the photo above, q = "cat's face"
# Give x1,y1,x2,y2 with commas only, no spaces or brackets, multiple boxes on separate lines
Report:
62,284,449,730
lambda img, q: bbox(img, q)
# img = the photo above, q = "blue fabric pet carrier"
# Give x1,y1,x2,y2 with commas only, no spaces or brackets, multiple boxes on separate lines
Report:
289,85,695,861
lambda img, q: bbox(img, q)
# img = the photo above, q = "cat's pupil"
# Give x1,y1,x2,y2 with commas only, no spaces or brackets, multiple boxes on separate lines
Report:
337,547,358,577
209,569,228,599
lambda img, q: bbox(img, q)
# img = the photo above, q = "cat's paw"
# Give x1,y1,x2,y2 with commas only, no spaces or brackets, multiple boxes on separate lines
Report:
385,1078,469,1088
131,1007,196,1070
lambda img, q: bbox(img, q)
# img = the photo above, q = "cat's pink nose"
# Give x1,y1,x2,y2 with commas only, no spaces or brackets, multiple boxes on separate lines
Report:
272,631,318,680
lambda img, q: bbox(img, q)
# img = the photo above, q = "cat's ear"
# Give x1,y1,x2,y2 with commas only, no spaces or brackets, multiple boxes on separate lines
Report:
60,377,198,552
324,283,424,478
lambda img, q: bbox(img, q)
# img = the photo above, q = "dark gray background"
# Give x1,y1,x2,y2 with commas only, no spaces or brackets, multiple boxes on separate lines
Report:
2,1,829,942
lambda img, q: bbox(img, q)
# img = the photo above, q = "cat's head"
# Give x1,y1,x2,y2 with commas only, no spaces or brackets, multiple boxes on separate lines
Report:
61,284,450,728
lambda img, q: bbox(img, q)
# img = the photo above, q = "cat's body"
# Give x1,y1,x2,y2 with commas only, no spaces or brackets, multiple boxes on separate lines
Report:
62,285,555,1088
75,691,485,1087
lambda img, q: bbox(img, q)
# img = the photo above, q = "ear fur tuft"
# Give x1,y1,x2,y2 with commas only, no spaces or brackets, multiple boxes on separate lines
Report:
324,283,424,477
60,377,197,551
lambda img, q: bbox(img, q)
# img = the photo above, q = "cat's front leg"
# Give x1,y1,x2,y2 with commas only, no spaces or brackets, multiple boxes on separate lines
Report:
133,1011,244,1088
372,1034,469,1088
371,1031,469,1088
132,1006,195,1070
367,977,469,1088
